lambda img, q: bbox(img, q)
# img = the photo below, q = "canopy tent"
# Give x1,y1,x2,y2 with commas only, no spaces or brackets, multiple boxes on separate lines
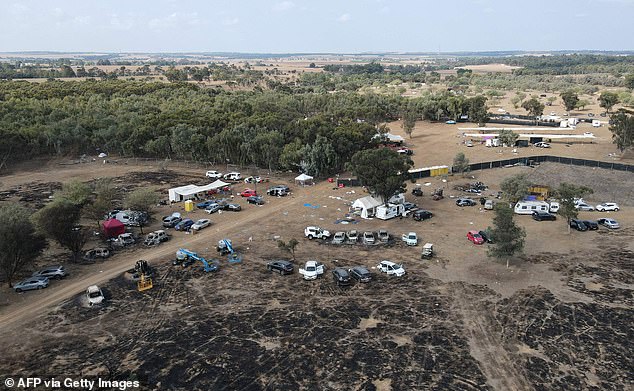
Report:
168,180,231,202
352,196,383,219
103,218,125,239
294,173,314,186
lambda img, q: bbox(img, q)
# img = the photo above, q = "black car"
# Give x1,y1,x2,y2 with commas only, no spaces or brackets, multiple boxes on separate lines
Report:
267,260,294,275
413,210,433,221
532,211,557,221
478,230,494,243
349,266,372,283
247,196,265,205
570,219,588,231
332,268,352,286
581,220,599,230
224,203,242,212
403,202,418,211
456,198,477,207
412,187,423,197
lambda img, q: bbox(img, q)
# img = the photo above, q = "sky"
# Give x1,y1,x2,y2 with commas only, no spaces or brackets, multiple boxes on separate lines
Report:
1,0,633,53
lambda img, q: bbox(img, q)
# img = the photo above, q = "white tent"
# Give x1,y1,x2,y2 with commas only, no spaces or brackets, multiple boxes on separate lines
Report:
295,173,314,186
352,196,383,219
168,180,231,202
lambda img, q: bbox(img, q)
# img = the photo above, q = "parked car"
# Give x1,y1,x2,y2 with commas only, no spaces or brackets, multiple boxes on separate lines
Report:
478,230,494,244
413,210,433,221
31,266,66,281
363,231,375,245
575,203,595,211
299,260,325,280
224,203,242,212
534,142,551,148
456,198,477,207
376,260,406,277
305,226,331,240
467,230,485,245
112,233,135,247
83,248,110,261
403,202,418,211
484,200,496,210
205,203,223,214
377,229,390,243
191,219,211,231
346,230,358,244
596,202,620,212
86,285,105,306
196,200,218,209
581,220,599,230
411,187,423,197
162,214,182,228
569,219,588,231
332,232,346,244
349,266,372,283
14,276,49,292
267,185,290,196
205,170,223,179
240,189,257,197
247,195,265,205
267,260,294,275
401,232,418,246
144,230,170,245
332,268,352,286
174,218,195,231
223,172,241,181
244,176,263,184
532,211,557,221
597,218,620,229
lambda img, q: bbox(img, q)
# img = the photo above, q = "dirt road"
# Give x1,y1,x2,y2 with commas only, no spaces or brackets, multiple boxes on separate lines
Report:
0,194,297,335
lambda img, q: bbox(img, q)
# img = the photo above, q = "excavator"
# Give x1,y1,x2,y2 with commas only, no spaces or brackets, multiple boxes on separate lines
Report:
217,239,242,263
176,249,219,272
134,260,153,292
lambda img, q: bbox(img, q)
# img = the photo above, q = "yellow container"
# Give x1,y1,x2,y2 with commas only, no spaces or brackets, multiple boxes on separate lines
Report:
184,200,194,212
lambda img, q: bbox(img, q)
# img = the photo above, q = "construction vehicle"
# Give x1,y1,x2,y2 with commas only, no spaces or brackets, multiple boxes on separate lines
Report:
176,249,219,272
421,243,434,259
133,260,153,291
432,188,444,201
217,239,242,263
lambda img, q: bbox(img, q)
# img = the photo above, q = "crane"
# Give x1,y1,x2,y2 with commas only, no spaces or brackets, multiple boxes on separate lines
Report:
217,239,242,263
176,249,218,272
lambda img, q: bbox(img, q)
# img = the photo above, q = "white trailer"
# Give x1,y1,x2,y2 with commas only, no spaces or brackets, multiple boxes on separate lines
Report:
375,203,405,220
513,201,550,215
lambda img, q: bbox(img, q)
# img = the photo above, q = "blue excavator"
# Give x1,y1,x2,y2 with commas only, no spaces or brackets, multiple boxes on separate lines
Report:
176,248,219,272
217,239,242,263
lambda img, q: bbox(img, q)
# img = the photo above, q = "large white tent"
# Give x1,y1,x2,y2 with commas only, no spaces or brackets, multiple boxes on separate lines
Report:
295,173,314,186
352,196,383,219
168,180,230,202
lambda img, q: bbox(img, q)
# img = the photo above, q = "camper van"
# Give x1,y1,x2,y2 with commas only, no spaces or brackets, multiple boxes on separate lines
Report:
514,201,550,215
375,203,405,220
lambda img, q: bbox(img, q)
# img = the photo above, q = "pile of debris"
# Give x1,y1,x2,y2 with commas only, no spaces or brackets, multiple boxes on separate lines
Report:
454,182,488,194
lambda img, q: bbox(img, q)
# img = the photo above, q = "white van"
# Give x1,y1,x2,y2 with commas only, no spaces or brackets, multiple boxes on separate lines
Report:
223,172,241,181
484,199,496,210
549,202,560,213
513,201,550,215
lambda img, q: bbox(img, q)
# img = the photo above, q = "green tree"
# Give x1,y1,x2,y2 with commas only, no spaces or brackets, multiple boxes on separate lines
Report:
277,238,299,260
59,180,92,206
0,203,47,287
488,203,526,268
609,110,634,152
301,136,339,177
560,90,579,112
349,148,413,204
401,110,417,139
83,178,116,228
125,187,160,214
625,73,634,90
452,152,470,176
576,99,590,110
521,97,545,121
599,91,619,113
500,174,531,203
510,96,521,109
498,129,519,147
546,96,557,106
468,95,489,126
554,183,594,232
32,199,87,262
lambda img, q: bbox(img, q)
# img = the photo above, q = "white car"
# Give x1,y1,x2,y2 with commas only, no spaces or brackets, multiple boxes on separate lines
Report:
363,231,375,245
401,232,418,246
376,260,406,277
332,232,346,244
575,203,595,211
205,170,223,179
298,260,325,280
191,219,211,231
596,202,619,212
304,226,331,240
86,285,105,306
244,176,263,184
223,172,241,181
534,142,551,148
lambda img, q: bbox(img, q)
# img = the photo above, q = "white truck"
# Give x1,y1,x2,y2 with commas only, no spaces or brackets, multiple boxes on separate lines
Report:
304,226,331,240
298,260,325,280
375,203,405,220
401,232,418,246
376,260,406,277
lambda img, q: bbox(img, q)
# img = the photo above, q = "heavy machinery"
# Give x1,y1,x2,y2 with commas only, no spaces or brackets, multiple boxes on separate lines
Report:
134,260,153,291
432,188,444,201
217,239,242,263
421,243,434,259
176,249,219,272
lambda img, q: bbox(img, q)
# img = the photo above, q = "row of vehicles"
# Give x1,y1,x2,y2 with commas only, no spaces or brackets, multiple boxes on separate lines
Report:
13,265,67,293
305,226,420,246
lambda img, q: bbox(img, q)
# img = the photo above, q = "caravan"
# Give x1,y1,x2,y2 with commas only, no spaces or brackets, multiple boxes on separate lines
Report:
514,201,550,215
375,203,405,220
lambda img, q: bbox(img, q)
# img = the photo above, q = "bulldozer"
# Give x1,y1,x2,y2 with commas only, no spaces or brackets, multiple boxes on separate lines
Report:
134,260,153,292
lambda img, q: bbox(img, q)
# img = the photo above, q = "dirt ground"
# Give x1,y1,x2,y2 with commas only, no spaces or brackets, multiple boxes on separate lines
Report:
0,120,633,390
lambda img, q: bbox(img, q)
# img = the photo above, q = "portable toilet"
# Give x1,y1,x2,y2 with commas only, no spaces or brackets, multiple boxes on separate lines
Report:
184,200,194,212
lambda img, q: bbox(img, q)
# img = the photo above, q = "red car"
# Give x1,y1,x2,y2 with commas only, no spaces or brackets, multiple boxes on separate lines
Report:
240,189,257,197
467,230,484,245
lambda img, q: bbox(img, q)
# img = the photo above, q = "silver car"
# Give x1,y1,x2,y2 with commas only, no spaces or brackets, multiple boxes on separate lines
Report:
14,277,49,292
32,266,66,280
332,232,346,244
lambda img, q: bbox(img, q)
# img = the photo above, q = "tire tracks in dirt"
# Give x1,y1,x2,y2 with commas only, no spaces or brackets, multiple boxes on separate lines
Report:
0,196,297,335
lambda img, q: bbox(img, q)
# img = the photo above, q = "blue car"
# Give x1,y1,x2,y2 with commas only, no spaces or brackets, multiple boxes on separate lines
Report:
174,218,194,231
14,277,49,292
196,200,217,209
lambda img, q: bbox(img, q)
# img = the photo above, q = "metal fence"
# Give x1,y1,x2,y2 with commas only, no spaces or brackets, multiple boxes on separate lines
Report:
462,155,634,173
